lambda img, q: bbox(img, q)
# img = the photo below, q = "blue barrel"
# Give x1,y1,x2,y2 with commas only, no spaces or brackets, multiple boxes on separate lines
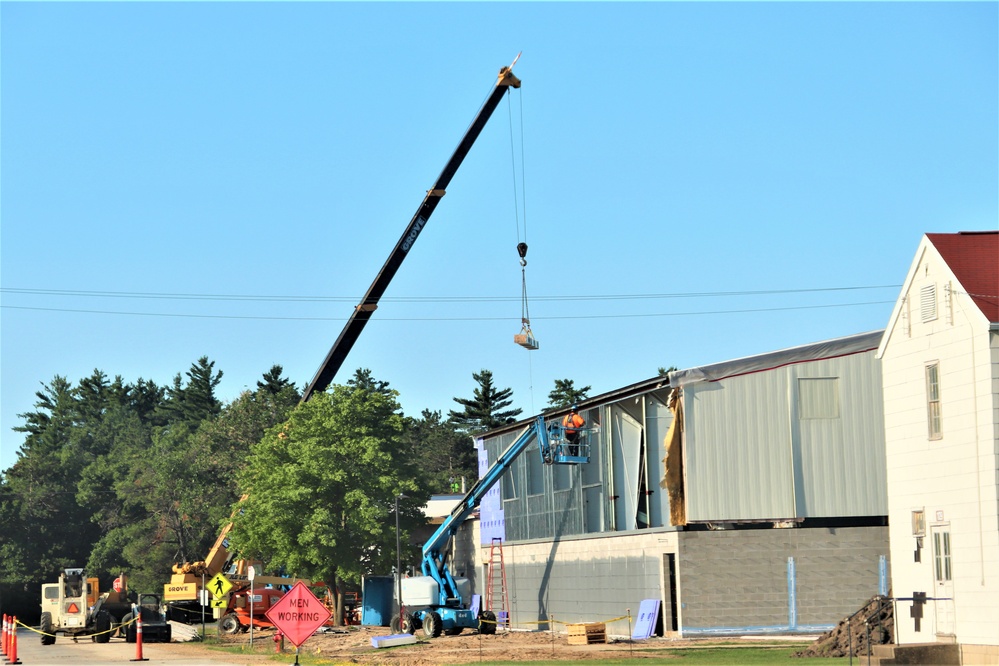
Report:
361,576,394,626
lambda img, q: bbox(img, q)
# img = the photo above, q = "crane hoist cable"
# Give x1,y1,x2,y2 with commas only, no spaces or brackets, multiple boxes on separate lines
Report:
508,83,538,351
515,241,538,349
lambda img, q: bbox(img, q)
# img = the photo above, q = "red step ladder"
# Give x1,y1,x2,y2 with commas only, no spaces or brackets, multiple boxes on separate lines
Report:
485,538,509,629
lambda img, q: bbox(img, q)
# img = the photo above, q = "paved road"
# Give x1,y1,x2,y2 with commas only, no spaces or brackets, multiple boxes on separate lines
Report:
7,627,268,666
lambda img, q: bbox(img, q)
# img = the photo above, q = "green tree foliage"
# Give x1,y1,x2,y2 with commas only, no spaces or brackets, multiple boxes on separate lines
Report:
545,379,591,411
448,369,522,434
0,359,301,600
347,367,395,398
658,365,678,377
81,370,301,590
157,356,223,426
229,382,429,624
402,409,476,494
1,374,153,589
257,364,299,401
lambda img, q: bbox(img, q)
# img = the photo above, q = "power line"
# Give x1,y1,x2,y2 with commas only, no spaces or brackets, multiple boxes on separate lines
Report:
0,284,901,304
1,300,895,322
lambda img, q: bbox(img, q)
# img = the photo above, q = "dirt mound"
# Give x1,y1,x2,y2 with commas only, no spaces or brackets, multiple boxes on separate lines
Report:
793,595,893,658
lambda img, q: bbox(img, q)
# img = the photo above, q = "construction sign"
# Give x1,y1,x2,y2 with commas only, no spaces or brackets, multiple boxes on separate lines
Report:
210,594,229,609
265,581,331,647
207,573,232,599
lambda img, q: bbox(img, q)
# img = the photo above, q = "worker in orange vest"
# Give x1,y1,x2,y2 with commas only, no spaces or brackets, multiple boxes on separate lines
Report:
562,405,585,456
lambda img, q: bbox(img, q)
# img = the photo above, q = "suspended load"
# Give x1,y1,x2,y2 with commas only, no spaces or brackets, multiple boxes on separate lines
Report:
514,242,539,350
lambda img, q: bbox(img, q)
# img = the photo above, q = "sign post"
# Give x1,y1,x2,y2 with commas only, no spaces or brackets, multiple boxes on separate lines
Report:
248,566,256,647
265,582,331,665
201,573,206,640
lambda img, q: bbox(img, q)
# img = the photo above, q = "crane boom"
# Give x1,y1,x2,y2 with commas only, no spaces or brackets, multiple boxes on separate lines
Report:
164,61,521,619
302,61,522,401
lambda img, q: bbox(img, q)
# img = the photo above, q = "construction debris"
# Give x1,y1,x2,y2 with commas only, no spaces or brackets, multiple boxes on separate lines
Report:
793,595,893,658
371,632,419,649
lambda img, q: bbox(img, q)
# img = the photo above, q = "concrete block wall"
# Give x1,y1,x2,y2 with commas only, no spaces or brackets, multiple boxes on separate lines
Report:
498,532,670,636
678,525,889,633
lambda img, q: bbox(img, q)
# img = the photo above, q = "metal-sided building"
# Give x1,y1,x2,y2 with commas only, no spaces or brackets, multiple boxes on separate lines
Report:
453,330,890,637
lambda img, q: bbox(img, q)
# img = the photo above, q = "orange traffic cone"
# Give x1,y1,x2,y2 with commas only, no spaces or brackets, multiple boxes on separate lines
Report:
130,606,148,662
8,616,20,665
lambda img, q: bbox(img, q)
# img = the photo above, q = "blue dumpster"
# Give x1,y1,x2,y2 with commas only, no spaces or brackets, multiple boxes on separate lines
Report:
361,576,394,626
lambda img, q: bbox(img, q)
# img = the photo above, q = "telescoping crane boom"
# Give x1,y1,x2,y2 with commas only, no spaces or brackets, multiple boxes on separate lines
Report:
163,57,523,621
301,56,522,402
396,416,592,638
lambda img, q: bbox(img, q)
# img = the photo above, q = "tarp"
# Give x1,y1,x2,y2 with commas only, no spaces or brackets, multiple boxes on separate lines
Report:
667,330,883,388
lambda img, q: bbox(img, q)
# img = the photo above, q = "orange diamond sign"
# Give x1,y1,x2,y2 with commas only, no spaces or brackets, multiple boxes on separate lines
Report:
264,581,331,647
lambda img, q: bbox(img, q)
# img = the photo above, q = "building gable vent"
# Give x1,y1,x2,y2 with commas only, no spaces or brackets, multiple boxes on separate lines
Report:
920,284,937,322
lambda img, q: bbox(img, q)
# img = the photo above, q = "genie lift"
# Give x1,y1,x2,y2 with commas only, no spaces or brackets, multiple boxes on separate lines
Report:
396,415,593,637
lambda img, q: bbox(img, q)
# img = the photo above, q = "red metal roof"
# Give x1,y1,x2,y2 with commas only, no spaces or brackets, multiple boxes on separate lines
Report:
926,231,999,323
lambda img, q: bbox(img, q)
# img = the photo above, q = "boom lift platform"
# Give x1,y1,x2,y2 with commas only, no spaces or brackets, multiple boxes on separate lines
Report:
394,415,595,637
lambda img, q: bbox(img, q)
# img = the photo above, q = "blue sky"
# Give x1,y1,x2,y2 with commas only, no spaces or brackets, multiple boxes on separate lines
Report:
2,2,996,472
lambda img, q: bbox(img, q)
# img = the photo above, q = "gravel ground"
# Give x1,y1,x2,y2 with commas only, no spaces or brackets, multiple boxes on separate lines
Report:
198,625,684,665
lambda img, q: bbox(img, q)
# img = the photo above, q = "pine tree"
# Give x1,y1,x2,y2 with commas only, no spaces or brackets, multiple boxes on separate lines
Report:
347,368,393,397
158,357,223,426
256,364,296,396
448,369,522,433
545,378,591,411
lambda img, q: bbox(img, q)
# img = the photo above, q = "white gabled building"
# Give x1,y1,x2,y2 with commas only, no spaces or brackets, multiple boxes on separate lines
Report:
877,231,999,664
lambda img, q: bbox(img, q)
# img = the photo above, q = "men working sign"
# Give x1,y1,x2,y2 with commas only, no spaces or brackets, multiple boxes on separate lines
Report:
265,581,331,647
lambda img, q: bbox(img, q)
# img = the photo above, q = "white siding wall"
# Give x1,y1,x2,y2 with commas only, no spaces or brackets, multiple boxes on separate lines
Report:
880,251,999,649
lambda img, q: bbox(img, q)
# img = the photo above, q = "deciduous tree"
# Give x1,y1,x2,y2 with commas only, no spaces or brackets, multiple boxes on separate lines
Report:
229,383,429,624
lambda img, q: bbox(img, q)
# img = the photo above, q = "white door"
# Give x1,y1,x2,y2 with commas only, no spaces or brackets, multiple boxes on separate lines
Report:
930,525,955,636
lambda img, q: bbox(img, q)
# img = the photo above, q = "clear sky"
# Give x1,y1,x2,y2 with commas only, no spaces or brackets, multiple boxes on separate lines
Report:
2,2,996,472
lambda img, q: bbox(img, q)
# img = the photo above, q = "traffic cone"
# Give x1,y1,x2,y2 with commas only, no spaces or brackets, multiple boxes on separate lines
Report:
2,614,8,656
8,616,20,665
130,605,148,662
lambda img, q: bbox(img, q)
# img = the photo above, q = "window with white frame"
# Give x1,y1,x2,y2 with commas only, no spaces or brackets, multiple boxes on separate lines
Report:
926,363,941,439
933,530,951,582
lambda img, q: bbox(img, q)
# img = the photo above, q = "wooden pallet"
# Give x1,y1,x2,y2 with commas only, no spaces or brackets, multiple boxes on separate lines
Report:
566,622,606,645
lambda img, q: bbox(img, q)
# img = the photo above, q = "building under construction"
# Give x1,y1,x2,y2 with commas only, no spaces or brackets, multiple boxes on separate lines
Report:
449,330,889,637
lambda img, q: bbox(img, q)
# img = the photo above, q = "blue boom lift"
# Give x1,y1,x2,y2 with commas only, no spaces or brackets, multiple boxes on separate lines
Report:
393,415,592,637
